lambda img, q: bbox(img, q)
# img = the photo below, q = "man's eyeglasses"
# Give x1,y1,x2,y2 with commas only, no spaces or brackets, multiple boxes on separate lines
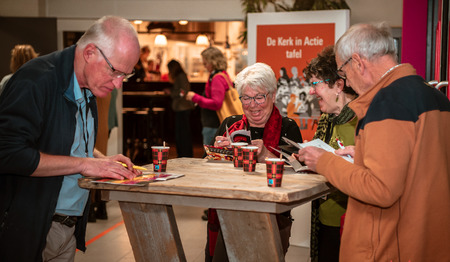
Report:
337,57,352,79
311,79,330,89
239,93,269,105
95,45,135,79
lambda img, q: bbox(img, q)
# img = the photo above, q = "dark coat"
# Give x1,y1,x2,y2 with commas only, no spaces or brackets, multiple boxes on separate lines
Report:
0,45,98,261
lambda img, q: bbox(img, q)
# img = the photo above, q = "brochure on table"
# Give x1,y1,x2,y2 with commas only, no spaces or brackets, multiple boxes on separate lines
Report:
91,173,184,186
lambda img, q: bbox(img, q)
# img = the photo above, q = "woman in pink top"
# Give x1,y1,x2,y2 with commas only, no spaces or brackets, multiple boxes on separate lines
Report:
186,46,232,145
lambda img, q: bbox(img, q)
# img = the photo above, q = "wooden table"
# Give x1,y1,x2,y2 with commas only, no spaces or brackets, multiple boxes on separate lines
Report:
79,158,333,262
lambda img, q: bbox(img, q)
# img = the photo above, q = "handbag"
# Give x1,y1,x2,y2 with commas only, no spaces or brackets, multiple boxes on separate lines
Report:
214,72,243,122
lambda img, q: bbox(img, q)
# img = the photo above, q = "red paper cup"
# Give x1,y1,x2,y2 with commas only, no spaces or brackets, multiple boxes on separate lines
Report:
266,158,285,187
231,142,248,167
242,146,258,172
151,146,170,172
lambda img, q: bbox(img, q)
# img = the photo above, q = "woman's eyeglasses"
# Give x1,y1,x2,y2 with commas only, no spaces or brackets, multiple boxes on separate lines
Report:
239,93,268,105
310,79,330,90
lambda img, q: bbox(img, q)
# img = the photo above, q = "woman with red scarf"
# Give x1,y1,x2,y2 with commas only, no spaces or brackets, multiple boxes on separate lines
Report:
205,63,303,261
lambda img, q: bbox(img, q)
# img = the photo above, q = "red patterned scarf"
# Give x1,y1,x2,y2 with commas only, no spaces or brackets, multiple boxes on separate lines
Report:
225,106,282,157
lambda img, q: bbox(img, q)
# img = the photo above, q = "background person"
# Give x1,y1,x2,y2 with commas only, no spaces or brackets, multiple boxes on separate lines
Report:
207,62,302,261
186,46,232,145
0,44,38,96
295,22,450,261
278,67,291,86
302,45,358,262
166,59,195,157
275,67,291,116
0,16,141,261
129,45,151,82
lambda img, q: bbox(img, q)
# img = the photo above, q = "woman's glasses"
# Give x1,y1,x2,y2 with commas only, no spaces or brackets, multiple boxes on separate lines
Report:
239,93,269,105
310,79,330,90
311,79,329,87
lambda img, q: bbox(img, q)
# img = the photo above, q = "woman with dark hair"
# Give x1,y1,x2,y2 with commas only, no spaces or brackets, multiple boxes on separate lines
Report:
167,59,195,157
278,67,290,86
186,46,232,145
275,67,292,116
301,45,358,262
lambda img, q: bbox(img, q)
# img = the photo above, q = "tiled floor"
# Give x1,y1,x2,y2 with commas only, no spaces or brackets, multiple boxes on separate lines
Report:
75,201,310,262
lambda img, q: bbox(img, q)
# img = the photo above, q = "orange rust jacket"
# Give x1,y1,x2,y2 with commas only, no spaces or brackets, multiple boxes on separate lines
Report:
316,64,450,261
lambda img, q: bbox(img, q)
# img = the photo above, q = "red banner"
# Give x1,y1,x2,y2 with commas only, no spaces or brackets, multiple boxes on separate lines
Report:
256,23,335,140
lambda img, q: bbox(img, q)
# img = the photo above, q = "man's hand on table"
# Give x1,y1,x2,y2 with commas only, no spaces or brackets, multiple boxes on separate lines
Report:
82,154,142,180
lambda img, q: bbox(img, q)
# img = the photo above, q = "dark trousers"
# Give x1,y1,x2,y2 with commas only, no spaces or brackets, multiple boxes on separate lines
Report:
175,110,193,157
318,223,341,262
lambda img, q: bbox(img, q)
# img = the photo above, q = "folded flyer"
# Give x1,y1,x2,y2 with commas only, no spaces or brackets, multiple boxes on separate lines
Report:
300,139,354,163
204,145,233,161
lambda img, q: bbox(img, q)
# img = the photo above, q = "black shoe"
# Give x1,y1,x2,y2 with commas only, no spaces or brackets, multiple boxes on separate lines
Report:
201,209,208,221
88,206,97,223
96,202,108,220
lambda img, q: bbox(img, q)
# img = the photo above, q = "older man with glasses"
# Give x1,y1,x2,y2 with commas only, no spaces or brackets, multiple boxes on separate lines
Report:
296,22,450,261
0,16,142,261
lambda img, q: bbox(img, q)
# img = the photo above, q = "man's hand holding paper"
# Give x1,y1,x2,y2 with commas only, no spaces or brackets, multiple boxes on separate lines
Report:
294,139,355,172
294,147,326,172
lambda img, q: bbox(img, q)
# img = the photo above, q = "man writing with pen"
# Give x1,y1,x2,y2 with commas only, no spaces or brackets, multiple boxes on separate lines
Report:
0,16,143,262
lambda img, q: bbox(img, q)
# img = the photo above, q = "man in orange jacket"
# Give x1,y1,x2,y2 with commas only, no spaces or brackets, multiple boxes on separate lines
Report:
295,22,450,261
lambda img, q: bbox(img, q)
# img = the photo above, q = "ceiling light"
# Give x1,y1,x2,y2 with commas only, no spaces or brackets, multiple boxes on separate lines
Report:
195,34,209,46
178,20,188,25
155,34,167,46
134,20,143,25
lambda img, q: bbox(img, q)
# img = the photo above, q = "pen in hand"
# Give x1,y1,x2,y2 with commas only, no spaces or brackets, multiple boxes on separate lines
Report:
336,138,352,158
115,161,147,171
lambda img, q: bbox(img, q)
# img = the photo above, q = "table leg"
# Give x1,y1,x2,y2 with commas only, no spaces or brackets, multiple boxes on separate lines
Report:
216,209,285,262
118,202,186,262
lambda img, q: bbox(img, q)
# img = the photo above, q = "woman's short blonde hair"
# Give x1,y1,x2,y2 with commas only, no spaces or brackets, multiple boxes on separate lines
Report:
201,46,227,71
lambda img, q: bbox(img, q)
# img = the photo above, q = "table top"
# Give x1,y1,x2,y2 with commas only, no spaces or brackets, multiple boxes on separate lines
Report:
79,158,332,205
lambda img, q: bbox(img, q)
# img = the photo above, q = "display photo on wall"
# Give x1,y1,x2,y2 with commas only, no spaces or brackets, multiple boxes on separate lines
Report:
247,10,350,140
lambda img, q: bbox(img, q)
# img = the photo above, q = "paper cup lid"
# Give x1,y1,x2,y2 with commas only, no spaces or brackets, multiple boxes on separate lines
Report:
231,142,248,146
151,146,170,149
242,146,258,150
266,158,285,162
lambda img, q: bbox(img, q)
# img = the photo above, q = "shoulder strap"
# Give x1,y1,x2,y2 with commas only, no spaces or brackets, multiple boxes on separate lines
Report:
213,72,233,89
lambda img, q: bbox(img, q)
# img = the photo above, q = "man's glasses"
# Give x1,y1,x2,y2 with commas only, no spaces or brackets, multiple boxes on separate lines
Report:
95,45,135,79
337,57,352,79
311,79,330,89
239,93,269,105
